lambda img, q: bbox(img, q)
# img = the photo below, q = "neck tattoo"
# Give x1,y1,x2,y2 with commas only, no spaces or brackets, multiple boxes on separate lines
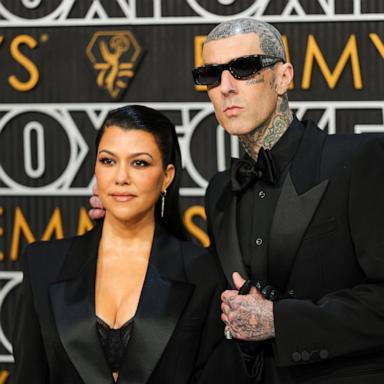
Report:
239,94,292,160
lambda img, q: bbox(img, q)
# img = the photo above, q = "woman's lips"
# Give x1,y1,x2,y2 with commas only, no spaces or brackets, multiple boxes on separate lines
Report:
110,194,136,202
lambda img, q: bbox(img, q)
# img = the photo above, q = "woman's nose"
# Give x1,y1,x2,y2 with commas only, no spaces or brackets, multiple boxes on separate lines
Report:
115,164,130,185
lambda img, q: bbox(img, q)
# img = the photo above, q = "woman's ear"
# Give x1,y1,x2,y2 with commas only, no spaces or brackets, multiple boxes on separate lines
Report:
162,164,175,191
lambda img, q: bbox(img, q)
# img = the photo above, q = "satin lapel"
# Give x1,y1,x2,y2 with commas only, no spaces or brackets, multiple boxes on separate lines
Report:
269,121,329,292
212,181,249,287
269,174,328,291
118,226,194,384
49,224,113,384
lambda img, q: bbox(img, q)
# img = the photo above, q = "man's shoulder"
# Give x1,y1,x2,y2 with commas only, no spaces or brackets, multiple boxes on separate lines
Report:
300,117,384,149
324,131,384,159
327,131,384,144
312,131,384,180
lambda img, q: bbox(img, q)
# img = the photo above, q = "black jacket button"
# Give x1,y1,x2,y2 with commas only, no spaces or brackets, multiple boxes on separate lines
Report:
255,237,263,246
301,351,310,361
258,190,266,199
319,349,329,359
292,352,301,362
311,350,320,361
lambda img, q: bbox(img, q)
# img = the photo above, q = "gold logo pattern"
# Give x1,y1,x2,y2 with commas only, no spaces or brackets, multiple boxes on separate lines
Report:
86,31,143,98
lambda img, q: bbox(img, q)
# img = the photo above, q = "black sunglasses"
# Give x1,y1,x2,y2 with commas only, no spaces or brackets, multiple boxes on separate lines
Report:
192,54,285,86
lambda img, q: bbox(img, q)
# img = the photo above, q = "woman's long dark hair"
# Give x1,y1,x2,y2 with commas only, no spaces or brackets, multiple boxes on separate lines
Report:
95,104,188,240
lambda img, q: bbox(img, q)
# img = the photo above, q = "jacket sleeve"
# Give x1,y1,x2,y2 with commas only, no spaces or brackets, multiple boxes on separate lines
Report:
205,175,259,378
186,181,252,383
204,175,220,260
12,246,49,383
189,252,252,384
273,136,384,367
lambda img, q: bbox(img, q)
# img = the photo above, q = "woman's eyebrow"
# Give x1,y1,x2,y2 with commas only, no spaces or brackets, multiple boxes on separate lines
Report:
97,149,154,159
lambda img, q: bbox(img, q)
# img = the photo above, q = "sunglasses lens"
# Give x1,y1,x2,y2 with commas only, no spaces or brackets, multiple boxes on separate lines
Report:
192,55,279,85
230,56,261,78
193,66,220,86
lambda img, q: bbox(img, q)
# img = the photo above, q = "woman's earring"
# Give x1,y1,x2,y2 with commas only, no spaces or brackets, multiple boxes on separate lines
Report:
160,190,167,218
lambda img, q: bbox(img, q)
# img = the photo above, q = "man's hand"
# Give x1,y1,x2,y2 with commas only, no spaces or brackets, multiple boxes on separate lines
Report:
88,185,106,220
221,272,275,341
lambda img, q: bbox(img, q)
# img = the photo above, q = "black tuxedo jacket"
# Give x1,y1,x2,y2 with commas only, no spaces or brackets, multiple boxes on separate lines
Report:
12,223,242,384
205,119,384,383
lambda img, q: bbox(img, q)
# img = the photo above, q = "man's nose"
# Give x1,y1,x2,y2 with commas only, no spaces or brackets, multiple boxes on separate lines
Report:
219,70,238,95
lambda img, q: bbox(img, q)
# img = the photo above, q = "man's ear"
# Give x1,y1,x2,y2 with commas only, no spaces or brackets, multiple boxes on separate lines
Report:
276,62,294,95
162,164,175,191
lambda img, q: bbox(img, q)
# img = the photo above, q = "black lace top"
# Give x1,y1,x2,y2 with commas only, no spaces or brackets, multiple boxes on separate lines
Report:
96,316,134,373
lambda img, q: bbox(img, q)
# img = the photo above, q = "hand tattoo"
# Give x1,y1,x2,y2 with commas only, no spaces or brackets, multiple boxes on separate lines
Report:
227,295,275,341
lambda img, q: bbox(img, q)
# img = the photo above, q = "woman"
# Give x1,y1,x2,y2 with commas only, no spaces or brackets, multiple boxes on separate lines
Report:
12,105,230,383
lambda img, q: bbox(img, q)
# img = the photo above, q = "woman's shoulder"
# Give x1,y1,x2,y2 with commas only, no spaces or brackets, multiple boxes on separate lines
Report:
24,224,100,260
21,227,95,276
21,224,101,285
23,237,71,265
23,236,75,261
20,237,75,285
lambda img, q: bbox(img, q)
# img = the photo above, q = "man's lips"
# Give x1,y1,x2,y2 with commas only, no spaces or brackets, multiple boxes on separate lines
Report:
223,105,243,116
110,193,136,202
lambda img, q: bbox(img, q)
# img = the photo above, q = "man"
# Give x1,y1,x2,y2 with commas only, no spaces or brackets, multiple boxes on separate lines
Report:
90,18,384,383
195,18,384,383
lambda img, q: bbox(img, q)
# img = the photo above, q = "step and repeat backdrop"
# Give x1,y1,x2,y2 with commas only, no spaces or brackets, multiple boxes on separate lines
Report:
0,0,383,380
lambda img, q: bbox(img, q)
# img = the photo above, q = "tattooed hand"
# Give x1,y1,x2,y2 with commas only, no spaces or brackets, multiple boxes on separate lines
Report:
221,272,275,341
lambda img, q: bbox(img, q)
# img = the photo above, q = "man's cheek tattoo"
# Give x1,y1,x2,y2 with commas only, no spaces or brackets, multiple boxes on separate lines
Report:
246,76,265,86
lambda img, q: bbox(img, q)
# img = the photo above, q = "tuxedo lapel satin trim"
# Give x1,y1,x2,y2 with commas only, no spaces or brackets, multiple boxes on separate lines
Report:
49,224,113,384
118,225,194,384
213,182,249,287
269,120,329,291
269,174,328,291
290,119,328,195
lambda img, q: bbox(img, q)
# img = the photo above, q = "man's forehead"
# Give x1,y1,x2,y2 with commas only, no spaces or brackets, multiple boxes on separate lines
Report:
202,33,261,64
204,18,286,62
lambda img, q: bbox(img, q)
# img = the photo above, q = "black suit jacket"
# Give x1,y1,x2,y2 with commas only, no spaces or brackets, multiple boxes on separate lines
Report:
205,118,384,383
12,222,242,384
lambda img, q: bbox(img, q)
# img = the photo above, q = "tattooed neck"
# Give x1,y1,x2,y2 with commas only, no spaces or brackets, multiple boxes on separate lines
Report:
239,94,292,160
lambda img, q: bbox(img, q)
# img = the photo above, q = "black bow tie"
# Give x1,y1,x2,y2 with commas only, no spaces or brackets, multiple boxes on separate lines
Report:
231,148,278,193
